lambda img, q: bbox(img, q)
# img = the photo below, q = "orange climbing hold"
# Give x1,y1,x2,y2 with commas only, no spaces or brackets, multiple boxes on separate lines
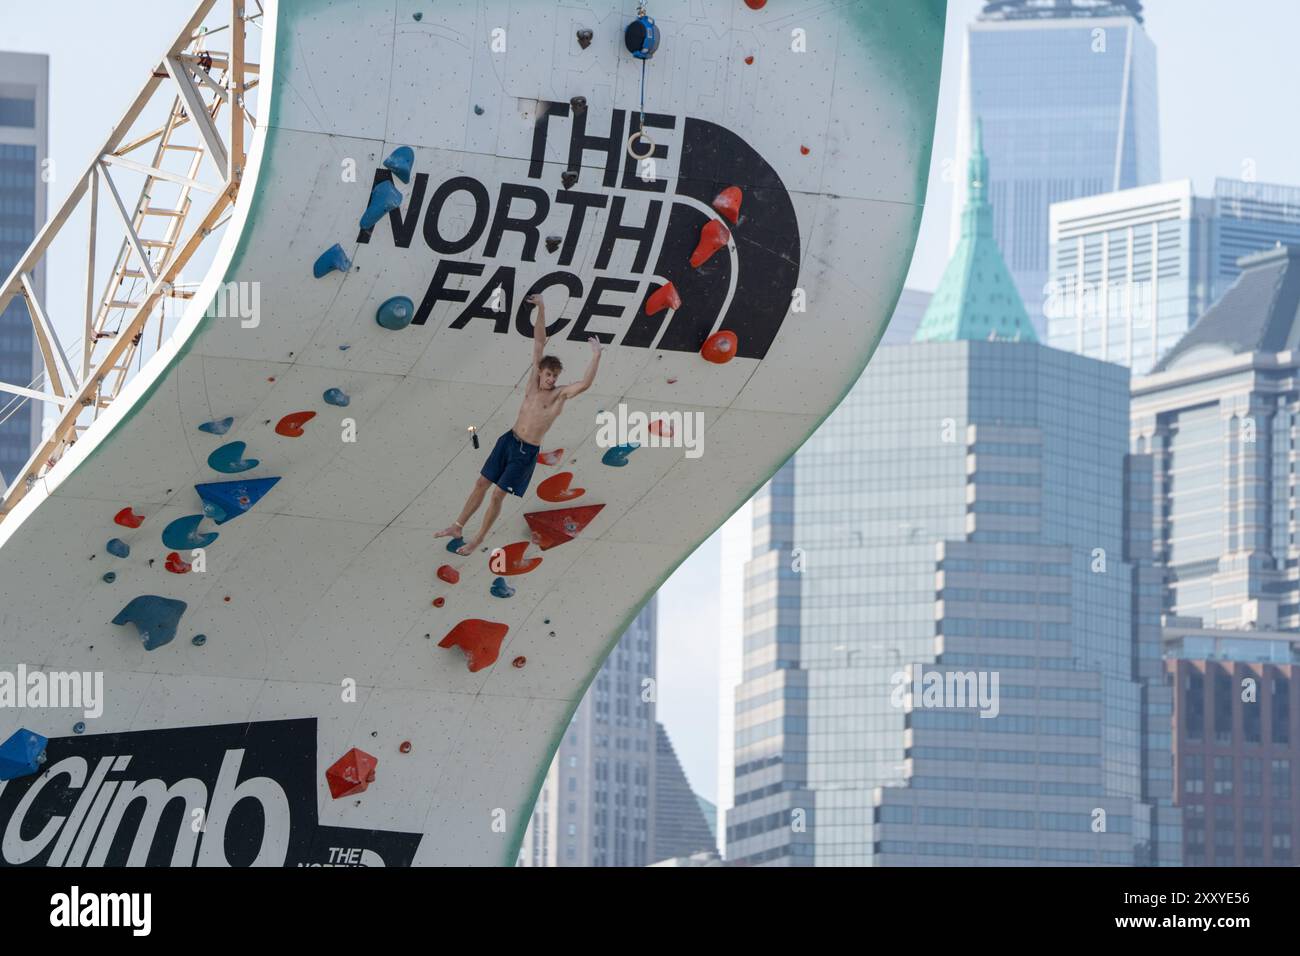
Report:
649,419,674,438
645,282,682,316
537,472,585,503
438,619,509,672
523,504,605,550
326,747,378,799
690,219,731,268
744,55,754,65
437,564,460,584
114,507,145,529
537,448,564,466
712,186,743,225
275,410,316,437
701,330,739,364
490,541,543,576
165,552,191,574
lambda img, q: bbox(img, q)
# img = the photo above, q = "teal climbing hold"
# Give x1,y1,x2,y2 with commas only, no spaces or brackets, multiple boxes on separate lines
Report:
112,595,188,651
323,388,350,407
102,571,117,583
161,514,218,551
313,244,351,278
360,180,403,229
376,295,414,331
601,443,639,467
106,538,130,558
0,728,46,781
383,146,415,184
73,722,86,735
207,441,259,473
198,417,234,435
195,476,280,525
446,537,465,554
192,634,207,647
491,577,515,599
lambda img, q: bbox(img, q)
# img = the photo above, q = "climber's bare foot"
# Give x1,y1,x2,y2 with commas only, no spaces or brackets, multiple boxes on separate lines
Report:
456,535,483,557
435,522,464,539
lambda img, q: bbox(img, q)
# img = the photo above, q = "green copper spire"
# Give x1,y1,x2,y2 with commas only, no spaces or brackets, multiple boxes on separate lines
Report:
912,119,1036,343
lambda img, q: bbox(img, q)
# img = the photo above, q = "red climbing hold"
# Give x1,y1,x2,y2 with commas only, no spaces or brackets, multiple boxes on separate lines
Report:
701,330,740,364
645,282,682,316
800,145,811,155
690,219,731,268
649,419,674,438
512,656,527,669
744,55,754,65
523,504,605,550
712,186,743,225
114,507,145,529
275,410,316,437
399,741,412,754
666,377,678,384
433,596,445,608
491,541,543,576
325,747,378,799
745,0,767,8
437,564,460,585
438,619,509,672
165,552,191,574
537,448,564,466
537,472,585,503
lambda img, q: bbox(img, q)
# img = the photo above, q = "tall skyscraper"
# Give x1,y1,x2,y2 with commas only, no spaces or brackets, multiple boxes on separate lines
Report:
0,52,48,489
1048,179,1300,374
954,0,1159,336
1132,245,1300,631
518,598,715,866
727,137,1176,865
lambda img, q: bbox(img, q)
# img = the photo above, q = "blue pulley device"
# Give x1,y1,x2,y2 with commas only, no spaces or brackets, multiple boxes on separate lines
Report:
625,11,659,60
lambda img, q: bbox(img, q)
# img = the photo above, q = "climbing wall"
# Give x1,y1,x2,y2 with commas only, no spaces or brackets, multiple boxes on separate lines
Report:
0,0,944,866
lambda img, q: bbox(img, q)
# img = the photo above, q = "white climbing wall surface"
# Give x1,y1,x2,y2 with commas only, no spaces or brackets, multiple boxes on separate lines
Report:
0,0,944,866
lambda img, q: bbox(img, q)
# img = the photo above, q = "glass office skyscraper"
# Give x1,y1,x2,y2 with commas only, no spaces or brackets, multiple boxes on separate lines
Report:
727,140,1177,865
955,0,1159,337
0,52,48,489
1048,179,1300,374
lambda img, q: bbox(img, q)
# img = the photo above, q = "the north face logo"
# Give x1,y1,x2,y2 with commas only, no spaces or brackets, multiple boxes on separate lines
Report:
358,100,801,360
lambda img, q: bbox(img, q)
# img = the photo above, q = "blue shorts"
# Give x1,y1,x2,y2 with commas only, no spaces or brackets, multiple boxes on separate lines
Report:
481,429,541,497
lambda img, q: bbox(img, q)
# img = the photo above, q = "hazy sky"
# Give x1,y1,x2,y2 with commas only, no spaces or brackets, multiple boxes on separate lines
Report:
6,1,1299,806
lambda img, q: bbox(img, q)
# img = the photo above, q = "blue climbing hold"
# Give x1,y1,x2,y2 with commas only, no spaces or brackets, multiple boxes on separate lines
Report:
106,538,130,558
112,595,188,651
360,180,403,229
490,577,516,599
207,440,259,474
313,243,351,278
161,514,218,551
195,476,280,525
376,295,414,331
73,722,86,735
339,343,351,351
383,145,415,184
0,728,47,781
323,388,350,407
198,416,234,435
446,537,466,554
601,443,640,467
192,634,207,647
102,571,116,583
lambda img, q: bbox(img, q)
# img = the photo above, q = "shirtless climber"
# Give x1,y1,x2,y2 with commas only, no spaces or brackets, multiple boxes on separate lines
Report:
436,293,602,556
